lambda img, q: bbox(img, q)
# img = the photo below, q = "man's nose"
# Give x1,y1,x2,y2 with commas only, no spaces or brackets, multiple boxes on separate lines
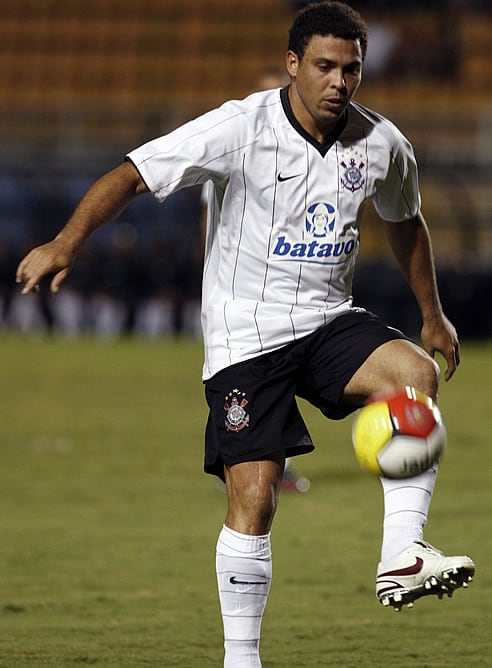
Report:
334,70,346,89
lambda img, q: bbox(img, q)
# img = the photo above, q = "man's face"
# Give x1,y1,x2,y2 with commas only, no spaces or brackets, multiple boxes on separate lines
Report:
287,34,363,140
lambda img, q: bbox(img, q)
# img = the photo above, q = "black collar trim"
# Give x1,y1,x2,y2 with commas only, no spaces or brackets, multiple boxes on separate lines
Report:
280,86,348,157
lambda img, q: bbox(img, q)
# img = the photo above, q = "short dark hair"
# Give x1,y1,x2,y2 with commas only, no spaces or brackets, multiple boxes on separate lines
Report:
288,1,368,61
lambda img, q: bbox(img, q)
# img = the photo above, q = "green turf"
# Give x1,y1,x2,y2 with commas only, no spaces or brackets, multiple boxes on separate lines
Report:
1,334,490,667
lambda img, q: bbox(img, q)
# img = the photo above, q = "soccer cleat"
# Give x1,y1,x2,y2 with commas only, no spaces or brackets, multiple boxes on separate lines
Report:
376,540,475,611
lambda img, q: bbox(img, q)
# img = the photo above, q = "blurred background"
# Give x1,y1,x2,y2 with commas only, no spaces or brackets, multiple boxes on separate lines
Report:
0,0,491,340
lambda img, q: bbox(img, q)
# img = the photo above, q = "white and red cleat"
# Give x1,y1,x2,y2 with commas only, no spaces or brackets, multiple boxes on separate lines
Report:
376,540,475,611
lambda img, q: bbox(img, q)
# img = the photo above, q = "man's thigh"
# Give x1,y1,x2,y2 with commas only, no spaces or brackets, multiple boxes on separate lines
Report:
297,310,408,419
343,338,439,405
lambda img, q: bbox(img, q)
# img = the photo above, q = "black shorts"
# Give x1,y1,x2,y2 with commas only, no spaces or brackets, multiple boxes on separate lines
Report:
204,309,407,479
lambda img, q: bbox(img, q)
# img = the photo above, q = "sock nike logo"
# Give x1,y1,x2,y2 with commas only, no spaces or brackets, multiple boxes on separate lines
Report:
229,576,268,585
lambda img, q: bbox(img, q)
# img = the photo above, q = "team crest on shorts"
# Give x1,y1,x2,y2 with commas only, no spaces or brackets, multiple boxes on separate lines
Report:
340,149,366,193
224,389,250,432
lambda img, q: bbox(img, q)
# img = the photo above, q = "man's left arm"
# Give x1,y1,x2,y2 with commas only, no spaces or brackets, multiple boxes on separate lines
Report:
383,212,460,381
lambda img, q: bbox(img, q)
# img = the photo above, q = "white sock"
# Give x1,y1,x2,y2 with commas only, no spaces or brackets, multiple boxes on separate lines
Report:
216,525,272,668
379,464,438,565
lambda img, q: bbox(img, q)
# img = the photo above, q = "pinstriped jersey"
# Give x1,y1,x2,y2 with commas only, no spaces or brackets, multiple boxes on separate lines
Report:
127,87,421,379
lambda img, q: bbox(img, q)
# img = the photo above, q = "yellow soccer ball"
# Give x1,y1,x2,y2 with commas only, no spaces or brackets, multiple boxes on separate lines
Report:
352,387,446,479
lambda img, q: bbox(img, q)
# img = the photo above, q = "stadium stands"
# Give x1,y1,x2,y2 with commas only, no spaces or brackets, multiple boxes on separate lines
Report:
1,0,491,336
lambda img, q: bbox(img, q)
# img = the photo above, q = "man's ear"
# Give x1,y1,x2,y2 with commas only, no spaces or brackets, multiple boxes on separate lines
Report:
286,50,299,78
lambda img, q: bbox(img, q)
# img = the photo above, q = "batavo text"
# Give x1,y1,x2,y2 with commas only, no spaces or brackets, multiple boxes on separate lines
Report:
272,236,356,259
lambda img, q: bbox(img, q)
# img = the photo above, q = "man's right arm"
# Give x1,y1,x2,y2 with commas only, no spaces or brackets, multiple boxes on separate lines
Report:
16,161,148,294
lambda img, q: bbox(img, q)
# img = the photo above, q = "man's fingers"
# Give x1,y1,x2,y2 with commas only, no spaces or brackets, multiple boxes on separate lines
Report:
50,268,70,293
15,260,28,286
454,343,461,368
20,281,39,295
444,345,460,382
16,251,43,292
16,271,40,295
16,260,41,294
16,244,72,294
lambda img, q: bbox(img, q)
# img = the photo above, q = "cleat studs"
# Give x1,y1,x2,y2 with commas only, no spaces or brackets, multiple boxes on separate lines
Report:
462,582,468,588
442,572,450,580
407,602,414,609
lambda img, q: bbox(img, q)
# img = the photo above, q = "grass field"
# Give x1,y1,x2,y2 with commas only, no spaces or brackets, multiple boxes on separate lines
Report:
1,334,491,667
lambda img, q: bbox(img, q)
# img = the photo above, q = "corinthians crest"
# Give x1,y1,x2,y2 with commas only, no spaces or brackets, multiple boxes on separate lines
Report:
224,389,250,432
340,149,366,193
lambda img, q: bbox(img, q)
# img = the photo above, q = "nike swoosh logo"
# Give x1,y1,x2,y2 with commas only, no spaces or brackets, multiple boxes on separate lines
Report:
229,576,268,585
277,173,302,182
377,556,424,579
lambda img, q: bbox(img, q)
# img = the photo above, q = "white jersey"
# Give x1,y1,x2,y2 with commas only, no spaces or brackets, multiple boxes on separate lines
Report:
127,87,421,379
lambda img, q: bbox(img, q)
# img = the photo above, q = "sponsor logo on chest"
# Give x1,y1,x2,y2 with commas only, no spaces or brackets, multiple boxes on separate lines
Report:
270,201,356,265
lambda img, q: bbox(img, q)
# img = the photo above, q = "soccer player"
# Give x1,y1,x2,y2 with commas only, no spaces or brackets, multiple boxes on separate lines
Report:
16,2,475,666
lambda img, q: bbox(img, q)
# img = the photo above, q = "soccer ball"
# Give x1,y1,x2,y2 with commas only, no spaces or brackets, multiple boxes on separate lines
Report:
352,387,446,479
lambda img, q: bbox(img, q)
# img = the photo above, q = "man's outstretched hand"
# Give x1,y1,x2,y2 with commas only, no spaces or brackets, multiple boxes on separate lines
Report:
16,239,75,294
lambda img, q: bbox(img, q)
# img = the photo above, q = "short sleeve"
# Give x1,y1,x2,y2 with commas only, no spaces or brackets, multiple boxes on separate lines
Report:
372,132,421,222
126,103,243,202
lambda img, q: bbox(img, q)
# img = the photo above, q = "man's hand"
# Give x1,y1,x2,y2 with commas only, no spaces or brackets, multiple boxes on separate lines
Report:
16,238,76,295
421,314,460,382
16,162,148,296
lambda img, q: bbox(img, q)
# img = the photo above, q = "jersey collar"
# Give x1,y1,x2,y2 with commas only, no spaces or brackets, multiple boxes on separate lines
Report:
280,86,348,157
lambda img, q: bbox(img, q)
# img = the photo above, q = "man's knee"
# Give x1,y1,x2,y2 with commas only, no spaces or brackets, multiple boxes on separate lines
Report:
344,339,441,402
412,352,440,400
386,344,440,401
224,456,284,534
